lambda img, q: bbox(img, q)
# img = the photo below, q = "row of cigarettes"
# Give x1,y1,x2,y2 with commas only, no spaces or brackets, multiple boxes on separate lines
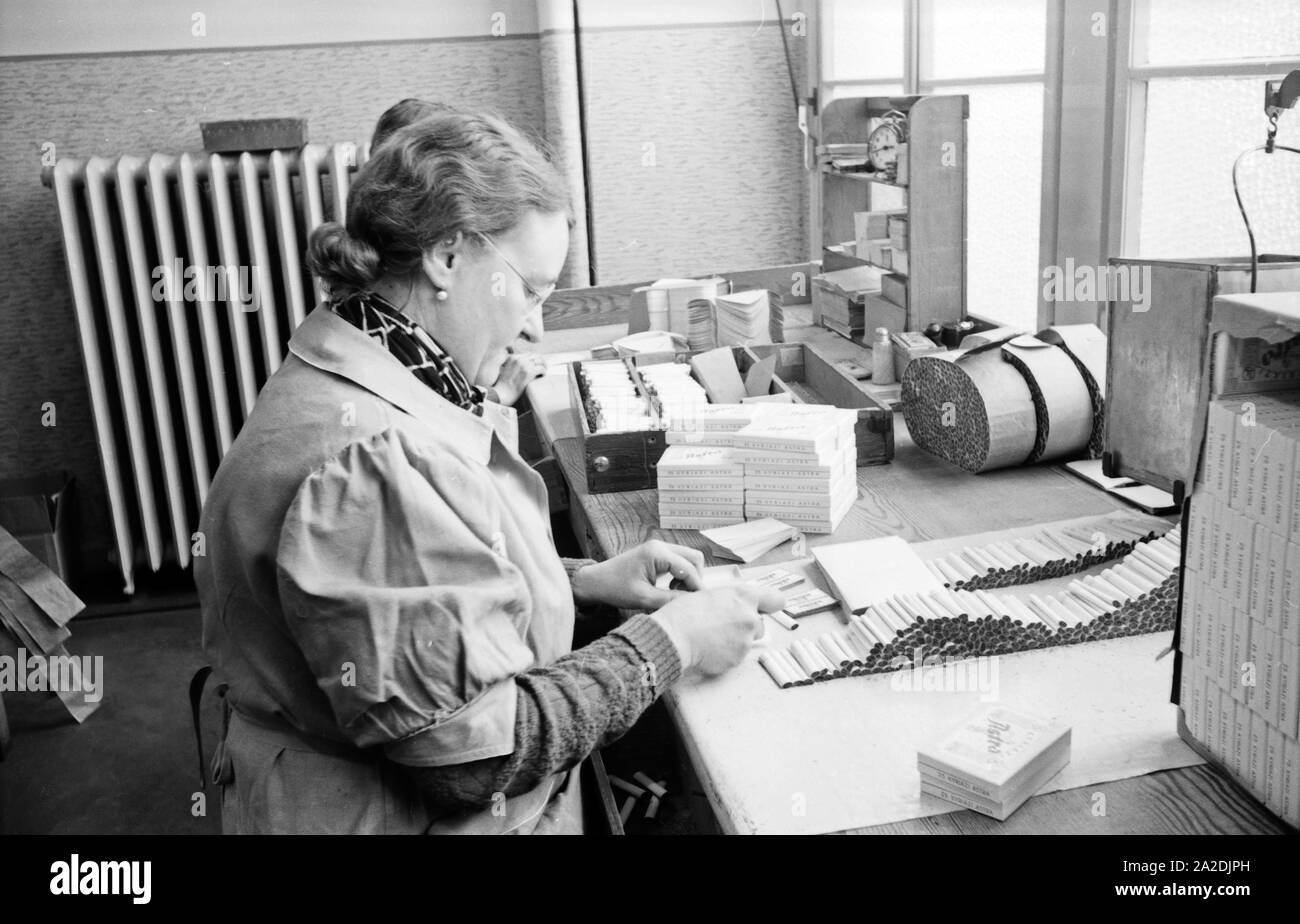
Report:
608,772,669,826
921,519,1174,590
579,360,657,433
638,362,710,429
758,530,1182,689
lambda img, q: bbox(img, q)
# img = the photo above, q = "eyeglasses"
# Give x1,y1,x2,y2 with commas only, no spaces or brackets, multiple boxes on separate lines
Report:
478,234,555,308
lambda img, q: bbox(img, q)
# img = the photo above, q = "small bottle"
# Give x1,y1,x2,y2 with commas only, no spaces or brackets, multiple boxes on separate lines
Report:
872,327,896,385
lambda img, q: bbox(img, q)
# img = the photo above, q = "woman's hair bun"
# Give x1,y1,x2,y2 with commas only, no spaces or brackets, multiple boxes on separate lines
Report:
306,222,382,293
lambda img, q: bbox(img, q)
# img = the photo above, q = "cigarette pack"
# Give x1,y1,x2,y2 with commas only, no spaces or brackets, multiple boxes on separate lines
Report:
1204,673,1221,760
1283,539,1298,644
1249,710,1268,797
1185,662,1205,740
1265,530,1286,636
1248,616,1264,710
658,503,746,520
1202,398,1237,499
782,587,841,617
916,706,1071,804
1230,606,1250,702
668,403,763,432
654,445,745,478
1231,700,1248,778
659,514,746,531
744,476,850,494
1218,686,1234,765
1278,631,1298,738
1260,625,1279,727
752,569,805,591
1282,735,1300,827
656,476,745,493
1229,508,1253,609
919,742,1068,822
657,491,745,508
1264,725,1283,813
744,488,849,511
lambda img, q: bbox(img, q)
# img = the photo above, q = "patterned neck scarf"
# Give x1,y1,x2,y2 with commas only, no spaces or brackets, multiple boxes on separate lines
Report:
331,290,485,414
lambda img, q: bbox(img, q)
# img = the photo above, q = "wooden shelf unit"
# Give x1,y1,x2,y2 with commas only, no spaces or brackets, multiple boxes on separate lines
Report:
818,95,968,332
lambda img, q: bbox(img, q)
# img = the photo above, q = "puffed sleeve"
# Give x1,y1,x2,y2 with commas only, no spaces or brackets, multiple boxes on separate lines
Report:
275,427,537,767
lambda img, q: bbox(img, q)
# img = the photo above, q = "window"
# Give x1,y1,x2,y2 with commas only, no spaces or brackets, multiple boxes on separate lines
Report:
819,0,1048,330
1118,0,1300,259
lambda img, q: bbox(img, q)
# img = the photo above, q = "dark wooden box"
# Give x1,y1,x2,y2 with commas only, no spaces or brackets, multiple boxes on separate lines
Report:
569,343,894,494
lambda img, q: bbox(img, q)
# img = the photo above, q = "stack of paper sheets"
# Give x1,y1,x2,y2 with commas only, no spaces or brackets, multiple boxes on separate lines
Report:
713,290,772,347
636,277,728,337
700,518,800,563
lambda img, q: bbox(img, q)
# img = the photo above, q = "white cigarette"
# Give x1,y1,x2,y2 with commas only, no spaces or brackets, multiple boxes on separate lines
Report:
1035,531,1076,557
1084,573,1126,603
911,592,949,622
1027,595,1061,630
633,772,669,798
1124,552,1167,583
924,561,948,584
774,648,809,683
926,590,962,619
1105,569,1145,599
767,609,799,631
789,642,821,676
859,609,897,645
841,626,873,660
1057,593,1093,624
850,615,881,648
962,546,998,573
1129,542,1173,573
1114,561,1158,592
1013,539,1050,567
942,588,971,616
1141,541,1179,570
973,589,1004,619
883,596,915,628
759,651,794,688
619,794,638,825
983,542,1018,569
609,775,646,798
1003,595,1040,626
1068,580,1111,614
1043,595,1078,628
818,633,850,667
931,556,964,585
946,553,980,581
644,795,661,820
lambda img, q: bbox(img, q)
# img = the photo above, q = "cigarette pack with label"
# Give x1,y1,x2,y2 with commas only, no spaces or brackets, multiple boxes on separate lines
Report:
1260,625,1279,727
916,706,1071,804
1231,397,1296,513
744,456,855,479
1268,425,1299,536
1219,687,1235,764
1249,710,1268,797
1188,662,1206,740
1279,631,1299,738
744,487,849,511
1250,522,1271,616
1231,700,1248,778
919,741,1068,821
1182,576,1200,663
654,445,745,478
1282,735,1300,827
659,514,746,531
1265,725,1284,814
657,491,745,508
1214,589,1231,681
669,403,763,432
1283,540,1298,644
1207,498,1226,594
1230,508,1253,609
782,587,841,617
1203,398,1237,499
1265,530,1285,636
658,503,746,520
744,476,847,494
1204,674,1221,760
1248,617,1265,713
656,476,745,493
1230,606,1250,702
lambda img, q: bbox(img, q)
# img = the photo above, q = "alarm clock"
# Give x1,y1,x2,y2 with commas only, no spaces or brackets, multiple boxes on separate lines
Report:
866,110,908,176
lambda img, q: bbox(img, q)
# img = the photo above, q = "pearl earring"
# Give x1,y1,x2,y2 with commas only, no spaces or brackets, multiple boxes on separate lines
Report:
435,289,448,302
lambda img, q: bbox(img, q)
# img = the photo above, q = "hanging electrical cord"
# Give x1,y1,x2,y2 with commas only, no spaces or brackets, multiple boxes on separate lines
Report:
1232,141,1300,293
774,0,818,164
1235,72,1300,293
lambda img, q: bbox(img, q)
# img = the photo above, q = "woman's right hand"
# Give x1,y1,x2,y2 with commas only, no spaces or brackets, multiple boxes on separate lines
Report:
651,583,785,680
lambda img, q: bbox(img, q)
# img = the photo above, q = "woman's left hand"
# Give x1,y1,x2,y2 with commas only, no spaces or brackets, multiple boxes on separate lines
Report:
570,539,706,611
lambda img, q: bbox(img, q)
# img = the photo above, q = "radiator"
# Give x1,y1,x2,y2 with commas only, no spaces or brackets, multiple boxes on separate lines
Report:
44,143,367,593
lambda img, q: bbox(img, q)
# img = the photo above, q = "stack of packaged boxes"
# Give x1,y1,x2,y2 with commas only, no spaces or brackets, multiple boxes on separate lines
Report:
655,404,858,533
1181,388,1300,826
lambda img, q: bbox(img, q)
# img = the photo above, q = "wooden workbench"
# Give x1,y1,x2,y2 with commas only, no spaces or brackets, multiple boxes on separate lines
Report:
532,324,1286,834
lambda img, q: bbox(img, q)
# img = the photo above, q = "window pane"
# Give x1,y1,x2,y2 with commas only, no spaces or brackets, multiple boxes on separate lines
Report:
920,0,1046,80
823,81,906,106
1136,0,1300,66
924,83,1044,329
1137,76,1300,259
824,0,904,82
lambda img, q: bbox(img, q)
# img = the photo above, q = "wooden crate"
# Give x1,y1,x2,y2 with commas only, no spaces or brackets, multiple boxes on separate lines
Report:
568,344,894,494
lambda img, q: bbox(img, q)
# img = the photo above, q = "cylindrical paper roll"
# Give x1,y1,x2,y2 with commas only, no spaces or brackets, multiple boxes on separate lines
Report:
1000,337,1094,464
1036,324,1107,457
900,349,1037,473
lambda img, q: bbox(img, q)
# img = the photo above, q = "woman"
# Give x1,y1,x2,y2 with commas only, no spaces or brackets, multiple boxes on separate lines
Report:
195,109,782,834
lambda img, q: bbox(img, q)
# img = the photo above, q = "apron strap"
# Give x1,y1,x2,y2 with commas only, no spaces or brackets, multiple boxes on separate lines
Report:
188,665,229,789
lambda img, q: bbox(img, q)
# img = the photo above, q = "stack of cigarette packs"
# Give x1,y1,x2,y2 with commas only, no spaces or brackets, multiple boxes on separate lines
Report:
1180,389,1300,827
657,404,859,533
917,706,1071,821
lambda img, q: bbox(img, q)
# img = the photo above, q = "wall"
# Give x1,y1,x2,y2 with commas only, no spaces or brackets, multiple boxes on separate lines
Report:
576,1,811,282
0,1,544,579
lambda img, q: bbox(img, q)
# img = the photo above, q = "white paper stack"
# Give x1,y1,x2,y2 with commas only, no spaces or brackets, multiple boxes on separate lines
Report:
655,444,746,530
637,277,728,337
714,290,772,347
699,518,800,563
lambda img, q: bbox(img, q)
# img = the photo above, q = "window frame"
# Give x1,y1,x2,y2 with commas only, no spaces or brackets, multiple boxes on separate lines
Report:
1105,0,1300,260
